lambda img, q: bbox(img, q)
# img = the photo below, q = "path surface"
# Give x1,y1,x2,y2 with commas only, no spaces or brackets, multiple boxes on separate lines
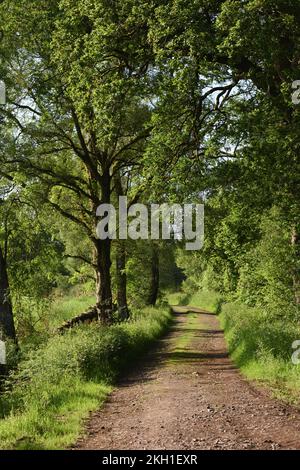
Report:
75,307,300,450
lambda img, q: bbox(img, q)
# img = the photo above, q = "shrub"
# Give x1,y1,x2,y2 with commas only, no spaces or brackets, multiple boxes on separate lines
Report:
0,306,171,449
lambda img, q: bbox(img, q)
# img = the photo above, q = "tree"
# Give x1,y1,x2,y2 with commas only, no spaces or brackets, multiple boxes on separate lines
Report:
0,0,154,323
146,0,300,308
147,243,160,306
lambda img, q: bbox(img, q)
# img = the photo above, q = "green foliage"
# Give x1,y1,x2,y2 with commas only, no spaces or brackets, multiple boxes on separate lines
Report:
1,0,300,445
46,294,95,330
177,196,299,319
219,302,300,403
236,207,298,318
0,306,172,449
187,290,224,314
0,195,67,342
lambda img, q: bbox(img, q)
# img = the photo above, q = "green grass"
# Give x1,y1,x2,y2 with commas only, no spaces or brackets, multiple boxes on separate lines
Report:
18,294,96,351
167,291,183,306
187,289,300,404
219,302,300,404
187,289,223,313
167,288,222,312
0,306,172,449
47,295,95,329
166,291,189,306
167,311,200,364
0,379,111,450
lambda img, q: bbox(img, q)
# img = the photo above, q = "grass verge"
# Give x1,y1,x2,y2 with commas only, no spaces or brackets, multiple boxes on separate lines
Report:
184,289,300,404
0,306,172,449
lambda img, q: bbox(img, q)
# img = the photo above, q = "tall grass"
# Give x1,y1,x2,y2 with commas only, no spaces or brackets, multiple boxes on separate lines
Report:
187,289,223,313
17,294,96,351
167,291,189,306
47,294,95,329
219,303,300,402
0,306,172,449
166,288,222,311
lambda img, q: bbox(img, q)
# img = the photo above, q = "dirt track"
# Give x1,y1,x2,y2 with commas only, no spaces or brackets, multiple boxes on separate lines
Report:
75,307,300,450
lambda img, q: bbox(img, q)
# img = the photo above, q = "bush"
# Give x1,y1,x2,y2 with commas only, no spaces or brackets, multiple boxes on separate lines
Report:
0,306,172,449
219,302,300,401
186,288,300,403
220,303,300,361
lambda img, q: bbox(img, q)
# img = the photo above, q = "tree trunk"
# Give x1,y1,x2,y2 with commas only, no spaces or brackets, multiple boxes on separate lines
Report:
291,227,300,305
94,235,113,324
147,245,159,306
114,174,130,320
0,245,16,341
93,167,113,324
116,241,129,320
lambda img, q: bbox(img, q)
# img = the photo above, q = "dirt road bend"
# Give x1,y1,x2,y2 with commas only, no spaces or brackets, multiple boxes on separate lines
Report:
75,306,300,450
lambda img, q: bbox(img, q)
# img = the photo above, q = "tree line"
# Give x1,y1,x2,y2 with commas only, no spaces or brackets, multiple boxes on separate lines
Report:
0,0,299,344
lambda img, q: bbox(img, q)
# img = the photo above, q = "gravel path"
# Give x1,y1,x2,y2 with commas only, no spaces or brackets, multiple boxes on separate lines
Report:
75,306,300,450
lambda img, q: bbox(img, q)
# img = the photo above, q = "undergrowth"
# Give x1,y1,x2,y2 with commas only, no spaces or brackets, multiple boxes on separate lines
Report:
0,306,172,449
